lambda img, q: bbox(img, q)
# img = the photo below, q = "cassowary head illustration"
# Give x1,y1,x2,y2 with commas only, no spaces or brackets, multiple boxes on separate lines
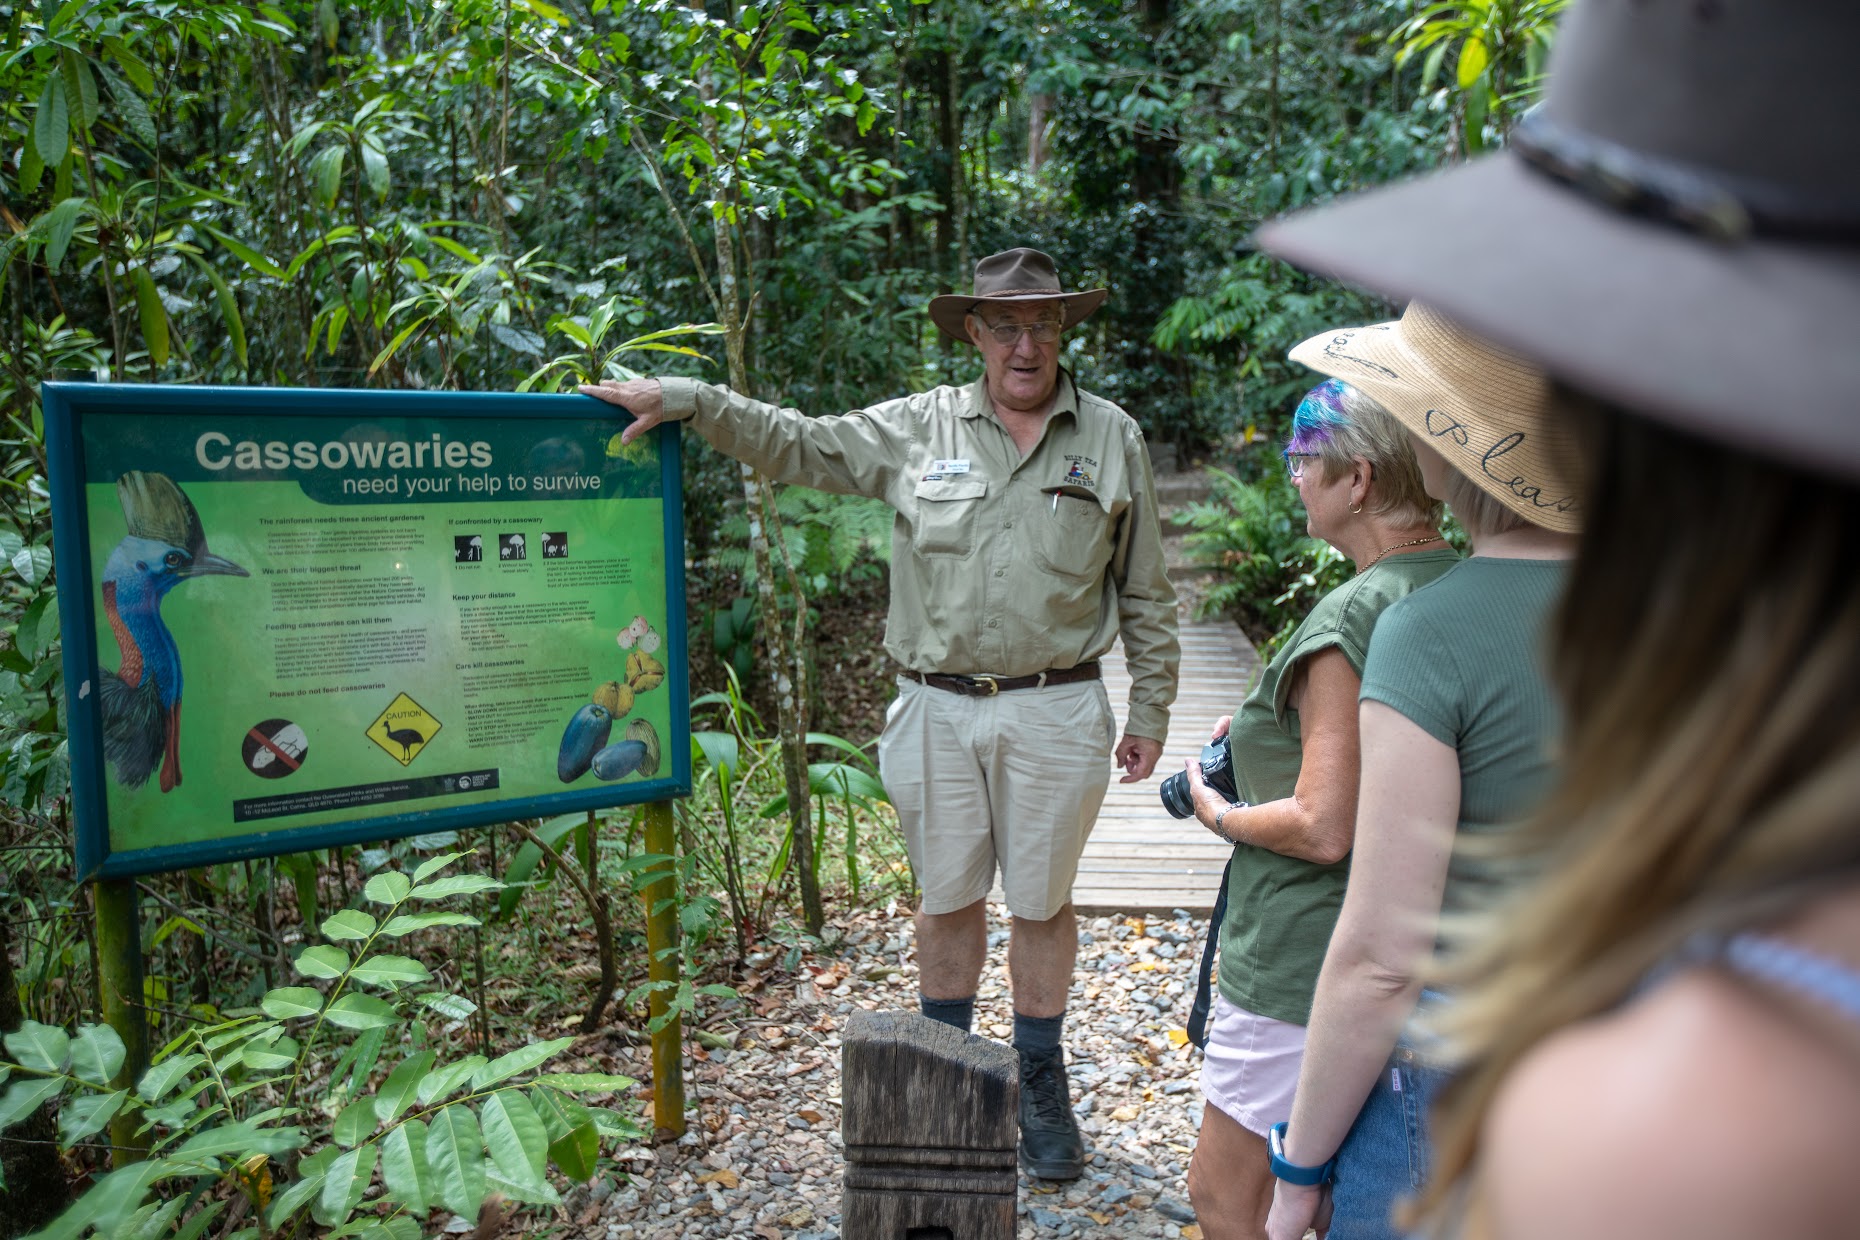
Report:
100,470,248,792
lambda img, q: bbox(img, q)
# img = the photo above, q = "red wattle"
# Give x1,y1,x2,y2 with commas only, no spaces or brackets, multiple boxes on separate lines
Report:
102,582,144,688
160,701,182,792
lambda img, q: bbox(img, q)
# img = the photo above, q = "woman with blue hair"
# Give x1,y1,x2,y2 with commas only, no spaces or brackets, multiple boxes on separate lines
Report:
1181,374,1457,1238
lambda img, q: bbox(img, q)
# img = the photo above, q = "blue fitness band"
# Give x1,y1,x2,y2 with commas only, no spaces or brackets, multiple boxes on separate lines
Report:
1268,1122,1337,1186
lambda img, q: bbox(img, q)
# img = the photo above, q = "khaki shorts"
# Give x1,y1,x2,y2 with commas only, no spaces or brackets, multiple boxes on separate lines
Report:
877,674,1116,921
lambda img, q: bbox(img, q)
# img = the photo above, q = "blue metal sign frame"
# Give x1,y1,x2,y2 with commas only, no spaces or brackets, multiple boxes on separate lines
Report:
45,382,691,880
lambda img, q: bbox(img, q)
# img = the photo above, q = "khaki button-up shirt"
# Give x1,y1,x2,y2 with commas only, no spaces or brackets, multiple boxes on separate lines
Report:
660,371,1180,742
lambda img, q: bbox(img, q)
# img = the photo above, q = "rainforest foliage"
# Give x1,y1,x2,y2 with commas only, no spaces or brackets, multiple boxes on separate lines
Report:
0,0,1560,1231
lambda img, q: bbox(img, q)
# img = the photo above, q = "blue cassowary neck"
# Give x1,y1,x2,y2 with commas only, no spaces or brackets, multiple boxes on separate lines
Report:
104,538,186,709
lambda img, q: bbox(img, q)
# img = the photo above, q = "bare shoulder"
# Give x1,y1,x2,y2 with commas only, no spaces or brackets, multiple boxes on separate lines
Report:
1481,967,1860,1240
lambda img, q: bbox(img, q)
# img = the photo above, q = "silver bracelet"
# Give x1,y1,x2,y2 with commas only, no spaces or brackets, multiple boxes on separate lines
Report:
1213,801,1247,845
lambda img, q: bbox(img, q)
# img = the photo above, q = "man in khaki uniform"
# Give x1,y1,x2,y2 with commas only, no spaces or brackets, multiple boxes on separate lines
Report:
583,249,1180,1180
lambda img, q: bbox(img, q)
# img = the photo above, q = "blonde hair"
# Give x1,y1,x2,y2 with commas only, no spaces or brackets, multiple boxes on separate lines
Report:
1416,388,1860,1224
1299,381,1443,528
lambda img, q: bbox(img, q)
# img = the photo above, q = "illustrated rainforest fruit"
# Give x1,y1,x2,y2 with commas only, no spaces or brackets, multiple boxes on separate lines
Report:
627,650,666,693
556,703,614,782
592,679,634,717
590,739,649,781
624,720,661,778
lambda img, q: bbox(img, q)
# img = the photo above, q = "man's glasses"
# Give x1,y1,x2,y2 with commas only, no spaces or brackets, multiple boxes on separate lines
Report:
975,317,1062,345
1283,451,1321,479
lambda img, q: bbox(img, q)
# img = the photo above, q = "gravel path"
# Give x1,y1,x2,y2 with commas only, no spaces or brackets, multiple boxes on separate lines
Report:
585,902,1212,1240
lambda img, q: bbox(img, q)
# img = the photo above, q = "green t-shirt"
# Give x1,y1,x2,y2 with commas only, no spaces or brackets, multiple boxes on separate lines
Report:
1216,546,1460,1027
1357,556,1566,915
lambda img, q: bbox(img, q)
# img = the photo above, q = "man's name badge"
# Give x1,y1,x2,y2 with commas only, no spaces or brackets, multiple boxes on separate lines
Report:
929,459,971,474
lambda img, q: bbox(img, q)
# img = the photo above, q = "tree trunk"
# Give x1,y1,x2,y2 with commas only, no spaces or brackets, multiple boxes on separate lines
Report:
692,18,825,936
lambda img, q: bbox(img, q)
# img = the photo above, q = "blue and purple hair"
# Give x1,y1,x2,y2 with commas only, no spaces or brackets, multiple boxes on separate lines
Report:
1286,378,1352,457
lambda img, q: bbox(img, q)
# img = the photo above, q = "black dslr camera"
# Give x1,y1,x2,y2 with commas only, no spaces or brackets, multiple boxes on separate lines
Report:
1159,736,1239,819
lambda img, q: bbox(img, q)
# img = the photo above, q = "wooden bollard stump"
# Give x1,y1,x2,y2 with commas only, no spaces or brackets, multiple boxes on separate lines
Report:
841,1010,1018,1239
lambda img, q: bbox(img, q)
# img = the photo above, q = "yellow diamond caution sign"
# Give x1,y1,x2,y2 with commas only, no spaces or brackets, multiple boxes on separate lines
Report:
366,693,441,767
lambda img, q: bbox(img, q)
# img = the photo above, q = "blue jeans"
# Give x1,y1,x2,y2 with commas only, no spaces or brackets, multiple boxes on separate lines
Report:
1326,1048,1446,1240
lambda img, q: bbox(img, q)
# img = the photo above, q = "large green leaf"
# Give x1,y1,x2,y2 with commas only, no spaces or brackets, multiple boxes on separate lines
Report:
309,144,346,209
411,851,469,883
332,1096,377,1147
372,1050,436,1125
480,1091,549,1191
321,909,378,941
200,225,286,279
378,1118,432,1216
315,1144,376,1227
4,1020,71,1073
379,911,479,937
408,874,501,900
136,1053,203,1103
260,987,325,1020
532,1072,635,1094
1457,37,1491,89
41,196,85,270
364,871,411,905
58,1089,126,1143
323,993,397,1030
470,1037,573,1091
28,1160,165,1240
240,1036,299,1072
187,253,248,368
415,992,477,1022
548,1118,598,1182
347,954,430,989
425,1104,487,1220
496,814,583,919
69,1024,125,1085
294,945,350,979
172,1119,305,1161
131,267,169,367
415,1055,486,1106
0,1076,66,1132
34,76,70,168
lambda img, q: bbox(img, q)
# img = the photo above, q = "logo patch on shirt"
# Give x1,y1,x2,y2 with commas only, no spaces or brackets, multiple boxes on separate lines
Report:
1062,457,1097,490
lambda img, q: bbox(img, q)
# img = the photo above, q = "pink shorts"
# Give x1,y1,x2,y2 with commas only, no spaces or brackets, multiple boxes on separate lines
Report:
1198,993,1309,1138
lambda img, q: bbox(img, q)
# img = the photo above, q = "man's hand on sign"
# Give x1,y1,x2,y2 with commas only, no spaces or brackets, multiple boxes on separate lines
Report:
579,378,665,445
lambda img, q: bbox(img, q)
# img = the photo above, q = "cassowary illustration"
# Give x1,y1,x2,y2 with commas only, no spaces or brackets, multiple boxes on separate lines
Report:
100,471,248,791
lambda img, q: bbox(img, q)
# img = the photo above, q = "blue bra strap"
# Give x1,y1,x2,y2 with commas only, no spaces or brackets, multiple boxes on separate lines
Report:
1721,932,1860,1024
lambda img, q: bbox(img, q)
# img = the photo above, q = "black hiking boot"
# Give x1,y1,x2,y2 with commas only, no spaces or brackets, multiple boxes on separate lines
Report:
1018,1047,1084,1181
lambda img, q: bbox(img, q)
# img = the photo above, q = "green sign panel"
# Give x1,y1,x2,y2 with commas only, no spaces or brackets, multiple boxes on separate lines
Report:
46,384,691,880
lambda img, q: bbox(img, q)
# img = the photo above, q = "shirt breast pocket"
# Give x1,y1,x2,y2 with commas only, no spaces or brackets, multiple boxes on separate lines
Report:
1037,489,1113,580
911,477,988,558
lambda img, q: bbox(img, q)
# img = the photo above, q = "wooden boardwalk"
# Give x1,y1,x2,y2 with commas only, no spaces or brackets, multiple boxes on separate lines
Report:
989,618,1262,916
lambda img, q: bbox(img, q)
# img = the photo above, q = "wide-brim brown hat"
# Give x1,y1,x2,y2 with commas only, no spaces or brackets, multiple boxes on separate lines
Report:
1290,303,1579,533
1257,0,1860,482
928,248,1108,342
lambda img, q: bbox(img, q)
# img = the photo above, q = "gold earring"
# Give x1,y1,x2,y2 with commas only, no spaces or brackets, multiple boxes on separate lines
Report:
1349,502,1363,514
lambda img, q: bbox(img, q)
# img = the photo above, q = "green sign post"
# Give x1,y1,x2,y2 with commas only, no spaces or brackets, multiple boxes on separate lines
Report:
46,383,693,1146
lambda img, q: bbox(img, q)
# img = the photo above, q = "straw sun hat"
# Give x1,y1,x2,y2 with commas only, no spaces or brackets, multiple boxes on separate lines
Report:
1258,0,1860,482
1290,302,1580,533
927,248,1108,343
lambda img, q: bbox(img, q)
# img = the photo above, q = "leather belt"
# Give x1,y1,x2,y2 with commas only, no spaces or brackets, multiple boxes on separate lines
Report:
903,661,1101,697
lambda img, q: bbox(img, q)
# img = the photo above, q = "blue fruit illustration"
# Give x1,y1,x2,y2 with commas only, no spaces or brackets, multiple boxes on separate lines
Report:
590,739,648,781
557,703,614,782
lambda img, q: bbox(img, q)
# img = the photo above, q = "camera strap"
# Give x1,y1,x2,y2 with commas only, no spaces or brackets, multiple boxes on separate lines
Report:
1186,867,1229,1050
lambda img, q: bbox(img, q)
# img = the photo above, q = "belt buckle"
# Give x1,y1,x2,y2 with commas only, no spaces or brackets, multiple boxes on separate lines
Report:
971,675,1000,696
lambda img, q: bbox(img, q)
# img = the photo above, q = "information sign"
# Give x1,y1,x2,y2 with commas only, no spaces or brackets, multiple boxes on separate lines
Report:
44,383,690,879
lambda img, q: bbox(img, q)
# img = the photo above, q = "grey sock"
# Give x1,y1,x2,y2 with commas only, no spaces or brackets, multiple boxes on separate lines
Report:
1013,1010,1064,1057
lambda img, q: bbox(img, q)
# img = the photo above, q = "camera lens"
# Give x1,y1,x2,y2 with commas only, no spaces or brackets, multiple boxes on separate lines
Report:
1158,769,1196,819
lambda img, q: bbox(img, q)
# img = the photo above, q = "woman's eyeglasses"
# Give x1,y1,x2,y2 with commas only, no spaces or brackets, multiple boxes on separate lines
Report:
1283,451,1321,479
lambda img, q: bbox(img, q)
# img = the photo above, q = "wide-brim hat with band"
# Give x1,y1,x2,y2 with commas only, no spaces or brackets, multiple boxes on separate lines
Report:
1290,303,1579,533
1257,0,1860,482
928,248,1108,343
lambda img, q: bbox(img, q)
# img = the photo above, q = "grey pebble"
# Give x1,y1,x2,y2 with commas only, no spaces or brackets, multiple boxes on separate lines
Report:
1029,1207,1066,1228
1155,1197,1197,1223
1130,1162,1159,1179
1101,1184,1135,1205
